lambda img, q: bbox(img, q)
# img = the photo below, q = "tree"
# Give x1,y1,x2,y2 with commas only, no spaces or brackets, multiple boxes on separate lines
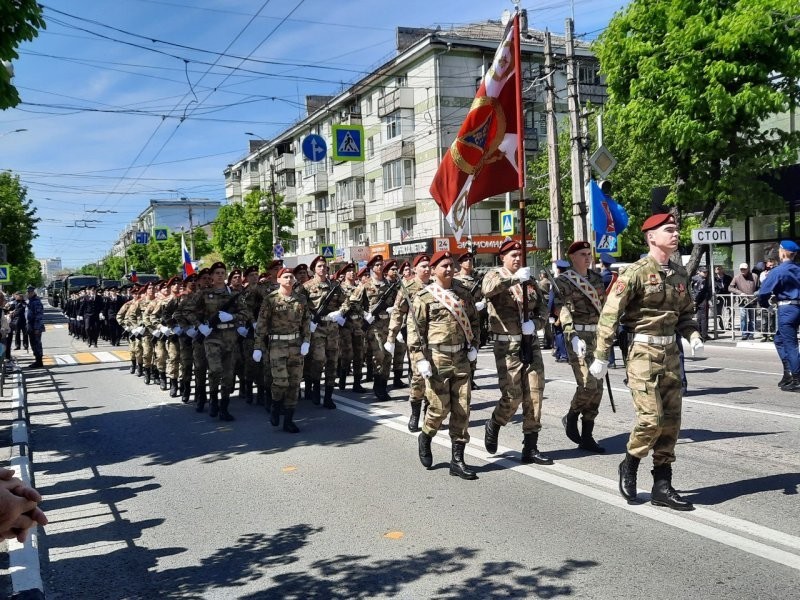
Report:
147,228,212,279
1,0,46,109
595,0,800,271
0,171,40,289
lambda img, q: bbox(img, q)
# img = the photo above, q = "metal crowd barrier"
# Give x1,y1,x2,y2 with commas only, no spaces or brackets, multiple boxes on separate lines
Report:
705,293,776,341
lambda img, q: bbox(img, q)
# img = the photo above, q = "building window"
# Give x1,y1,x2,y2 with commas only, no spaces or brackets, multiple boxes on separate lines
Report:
396,74,408,88
304,160,323,177
578,64,601,86
384,113,401,140
336,178,364,203
370,223,378,243
400,215,414,235
383,159,414,191
367,137,374,159
383,220,391,241
365,95,373,115
490,209,500,233
368,179,376,202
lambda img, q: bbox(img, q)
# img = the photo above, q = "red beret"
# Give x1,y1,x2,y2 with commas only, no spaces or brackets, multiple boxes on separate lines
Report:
226,268,242,283
165,276,180,287
499,239,522,255
184,273,198,283
334,263,354,278
430,250,453,268
277,267,293,278
567,241,591,255
383,259,398,272
244,265,259,276
198,268,211,277
457,251,474,262
357,267,369,278
309,255,327,271
268,259,283,270
412,254,430,267
399,261,410,271
641,213,676,232
367,254,384,268
293,264,308,274
210,261,227,272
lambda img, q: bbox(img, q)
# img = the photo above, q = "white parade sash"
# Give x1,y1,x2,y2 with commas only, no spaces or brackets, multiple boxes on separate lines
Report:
427,283,474,346
561,270,603,314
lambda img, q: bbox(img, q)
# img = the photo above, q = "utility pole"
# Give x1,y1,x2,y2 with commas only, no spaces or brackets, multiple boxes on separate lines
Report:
565,17,588,241
544,31,564,262
269,162,279,250
186,202,195,258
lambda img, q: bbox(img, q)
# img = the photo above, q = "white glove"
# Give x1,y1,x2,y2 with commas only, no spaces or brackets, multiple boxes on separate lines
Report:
416,359,433,378
78,316,84,321
198,323,212,336
186,326,197,338
252,349,263,363
384,341,396,354
521,320,535,336
325,310,343,322
514,266,531,282
237,326,248,337
467,346,478,362
300,341,310,356
386,306,396,315
99,314,105,321
159,325,170,335
571,335,586,358
172,325,183,336
396,331,404,344
363,312,375,325
548,317,556,324
334,315,346,326
252,322,258,330
310,321,318,333
152,329,162,339
589,359,608,379
475,300,486,312
690,337,704,357
218,310,234,323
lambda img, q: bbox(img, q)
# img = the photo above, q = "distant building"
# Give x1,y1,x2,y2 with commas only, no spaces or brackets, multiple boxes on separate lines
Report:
38,257,63,282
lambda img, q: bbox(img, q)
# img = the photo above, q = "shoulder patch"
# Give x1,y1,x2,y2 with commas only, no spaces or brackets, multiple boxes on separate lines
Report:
615,281,627,295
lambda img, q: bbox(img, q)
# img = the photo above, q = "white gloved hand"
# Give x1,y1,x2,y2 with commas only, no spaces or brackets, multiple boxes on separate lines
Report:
690,337,704,357
589,359,608,379
77,316,84,321
514,266,531,282
252,322,258,330
325,310,343,322
363,312,375,325
384,341,396,354
309,321,318,333
475,300,486,312
198,323,212,337
186,326,197,338
99,314,105,321
521,320,535,336
416,359,433,378
548,317,556,324
300,341,310,356
237,326,248,337
467,346,478,362
152,329,162,339
172,325,183,336
396,331,404,344
386,306,396,315
252,349,263,363
571,335,586,358
159,325,170,335
218,310,234,323
334,315,346,326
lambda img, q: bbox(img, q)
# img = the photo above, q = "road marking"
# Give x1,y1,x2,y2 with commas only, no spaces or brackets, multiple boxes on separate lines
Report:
42,350,130,367
333,394,800,572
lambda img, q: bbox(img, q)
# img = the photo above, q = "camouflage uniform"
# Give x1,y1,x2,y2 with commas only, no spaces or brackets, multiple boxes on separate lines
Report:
161,292,182,395
173,291,195,403
174,286,209,408
136,297,155,380
116,298,137,374
144,294,170,389
388,278,428,417
241,282,268,404
338,280,365,390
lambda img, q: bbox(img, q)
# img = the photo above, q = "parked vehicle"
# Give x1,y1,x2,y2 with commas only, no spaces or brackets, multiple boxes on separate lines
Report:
47,279,65,307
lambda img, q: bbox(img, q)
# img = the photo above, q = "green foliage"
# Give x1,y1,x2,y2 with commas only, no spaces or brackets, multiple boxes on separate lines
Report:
1,0,46,108
0,171,40,289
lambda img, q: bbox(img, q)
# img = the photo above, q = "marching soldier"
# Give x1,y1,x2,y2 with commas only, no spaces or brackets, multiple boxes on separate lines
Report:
138,283,158,384
482,240,553,465
384,259,408,389
176,268,212,409
173,274,197,403
385,253,431,431
116,286,138,374
590,213,703,510
145,281,171,391
553,241,607,453
162,277,183,397
241,266,268,406
254,267,311,433
454,251,487,387
78,286,104,347
410,251,480,480
337,263,366,392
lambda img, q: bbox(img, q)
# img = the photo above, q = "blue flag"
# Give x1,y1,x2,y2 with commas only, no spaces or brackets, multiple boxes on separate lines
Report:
589,179,629,253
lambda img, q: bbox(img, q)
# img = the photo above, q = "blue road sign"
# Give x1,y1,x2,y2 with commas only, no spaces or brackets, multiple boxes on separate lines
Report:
153,227,169,242
135,231,150,244
0,265,9,283
302,134,327,162
274,243,285,259
500,210,515,236
319,244,336,260
332,125,365,162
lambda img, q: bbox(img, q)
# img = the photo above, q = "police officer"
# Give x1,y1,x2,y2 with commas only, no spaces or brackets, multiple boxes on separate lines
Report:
590,213,703,511
554,241,607,453
482,240,552,465
410,250,480,479
757,239,800,390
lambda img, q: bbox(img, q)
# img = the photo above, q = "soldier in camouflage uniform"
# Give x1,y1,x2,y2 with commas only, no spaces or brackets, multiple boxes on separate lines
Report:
227,269,245,398
336,264,366,392
137,283,158,384
175,268,212,409
410,251,480,480
254,267,311,433
454,251,487,388
384,260,408,388
386,254,431,431
240,266,267,406
116,288,138,375
161,277,183,397
590,213,703,511
144,281,171,391
181,263,252,421
554,241,607,453
173,274,197,403
482,239,553,465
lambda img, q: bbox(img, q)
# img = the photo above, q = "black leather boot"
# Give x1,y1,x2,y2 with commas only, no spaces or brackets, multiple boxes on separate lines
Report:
304,379,313,403
779,373,798,390
323,386,336,409
651,464,694,511
418,431,433,468
181,379,191,403
407,401,422,432
578,419,605,453
136,363,143,377
373,375,384,401
312,381,321,405
393,370,407,388
270,400,282,426
159,371,168,391
256,383,265,406
484,416,501,454
195,382,206,413
338,368,347,391
521,432,553,465
169,378,179,397
283,408,300,433
562,410,580,445
219,392,235,421
263,385,272,412
352,373,366,393
364,361,373,383
244,379,254,404
379,375,391,401
130,359,137,374
208,390,219,418
450,442,477,480
778,367,792,388
144,367,152,385
618,452,641,502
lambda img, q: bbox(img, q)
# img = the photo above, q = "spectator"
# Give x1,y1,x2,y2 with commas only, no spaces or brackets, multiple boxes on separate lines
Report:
9,291,28,354
729,263,759,339
691,266,711,340
537,271,553,349
713,265,733,329
25,285,45,369
0,467,47,542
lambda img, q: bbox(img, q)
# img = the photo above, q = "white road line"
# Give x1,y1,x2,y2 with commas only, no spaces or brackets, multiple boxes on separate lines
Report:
91,351,121,362
333,394,800,572
53,355,78,365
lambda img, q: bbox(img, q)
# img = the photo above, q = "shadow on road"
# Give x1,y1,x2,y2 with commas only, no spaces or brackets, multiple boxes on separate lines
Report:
683,472,800,505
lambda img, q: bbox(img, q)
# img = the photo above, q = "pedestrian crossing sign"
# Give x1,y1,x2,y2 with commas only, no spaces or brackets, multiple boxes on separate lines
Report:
500,210,515,236
319,244,336,259
153,226,169,242
0,264,9,283
332,124,365,162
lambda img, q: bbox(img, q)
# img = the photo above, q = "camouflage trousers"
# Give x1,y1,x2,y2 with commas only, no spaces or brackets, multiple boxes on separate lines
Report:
338,321,364,375
130,336,141,364
566,332,603,421
179,336,193,383
392,340,407,373
154,336,167,372
366,319,391,378
626,341,683,466
242,337,264,386
192,333,208,376
204,328,238,394
269,338,304,409
141,335,154,368
165,336,180,379
492,339,545,434
310,322,340,386
421,348,472,443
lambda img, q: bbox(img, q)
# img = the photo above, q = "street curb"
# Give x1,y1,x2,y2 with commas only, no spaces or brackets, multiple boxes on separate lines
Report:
5,365,45,599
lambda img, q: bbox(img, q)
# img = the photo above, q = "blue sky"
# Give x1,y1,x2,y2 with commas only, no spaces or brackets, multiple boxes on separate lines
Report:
0,0,626,268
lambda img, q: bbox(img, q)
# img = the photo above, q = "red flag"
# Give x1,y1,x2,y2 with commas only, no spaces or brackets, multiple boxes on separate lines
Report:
430,13,523,241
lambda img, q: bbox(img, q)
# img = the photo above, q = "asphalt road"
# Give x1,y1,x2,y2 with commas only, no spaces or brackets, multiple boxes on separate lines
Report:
20,307,800,599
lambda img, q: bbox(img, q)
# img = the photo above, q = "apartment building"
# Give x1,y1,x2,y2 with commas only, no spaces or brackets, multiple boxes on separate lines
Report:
224,20,606,267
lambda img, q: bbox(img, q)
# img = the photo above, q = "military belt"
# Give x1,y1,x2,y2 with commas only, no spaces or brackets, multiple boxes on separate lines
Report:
777,300,800,306
494,333,522,342
632,333,674,346
573,324,597,332
271,333,299,341
430,343,465,353
216,323,234,330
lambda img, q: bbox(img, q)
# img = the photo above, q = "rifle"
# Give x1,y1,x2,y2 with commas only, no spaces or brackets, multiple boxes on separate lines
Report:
469,272,486,297
397,280,429,356
202,289,243,335
362,279,400,331
309,279,343,325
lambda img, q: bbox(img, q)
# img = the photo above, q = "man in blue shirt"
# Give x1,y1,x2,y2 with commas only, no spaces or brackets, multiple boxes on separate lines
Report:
25,286,45,369
758,240,800,390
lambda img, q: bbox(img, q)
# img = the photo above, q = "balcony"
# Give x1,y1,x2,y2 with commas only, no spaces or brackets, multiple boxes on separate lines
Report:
279,186,297,205
241,168,261,191
383,185,415,209
337,200,366,223
304,171,328,195
377,87,415,118
333,160,364,180
275,153,295,172
381,139,415,165
304,212,324,230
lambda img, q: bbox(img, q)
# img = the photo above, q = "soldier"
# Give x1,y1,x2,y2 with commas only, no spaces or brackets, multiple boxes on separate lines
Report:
337,263,366,392
137,283,158,384
266,259,283,287
182,262,251,421
78,286,104,347
240,266,268,405
253,267,311,433
145,281,171,391
178,268,212,410
482,239,553,465
410,251,480,480
106,287,125,346
454,251,487,388
383,259,408,388
173,274,197,403
227,268,245,396
400,261,413,281
385,253,431,431
161,277,183,396
293,264,310,287
116,287,138,374
554,241,607,453
590,213,703,511
357,266,369,285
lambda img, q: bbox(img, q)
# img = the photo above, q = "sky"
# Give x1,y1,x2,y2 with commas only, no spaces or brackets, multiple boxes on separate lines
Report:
0,0,627,269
